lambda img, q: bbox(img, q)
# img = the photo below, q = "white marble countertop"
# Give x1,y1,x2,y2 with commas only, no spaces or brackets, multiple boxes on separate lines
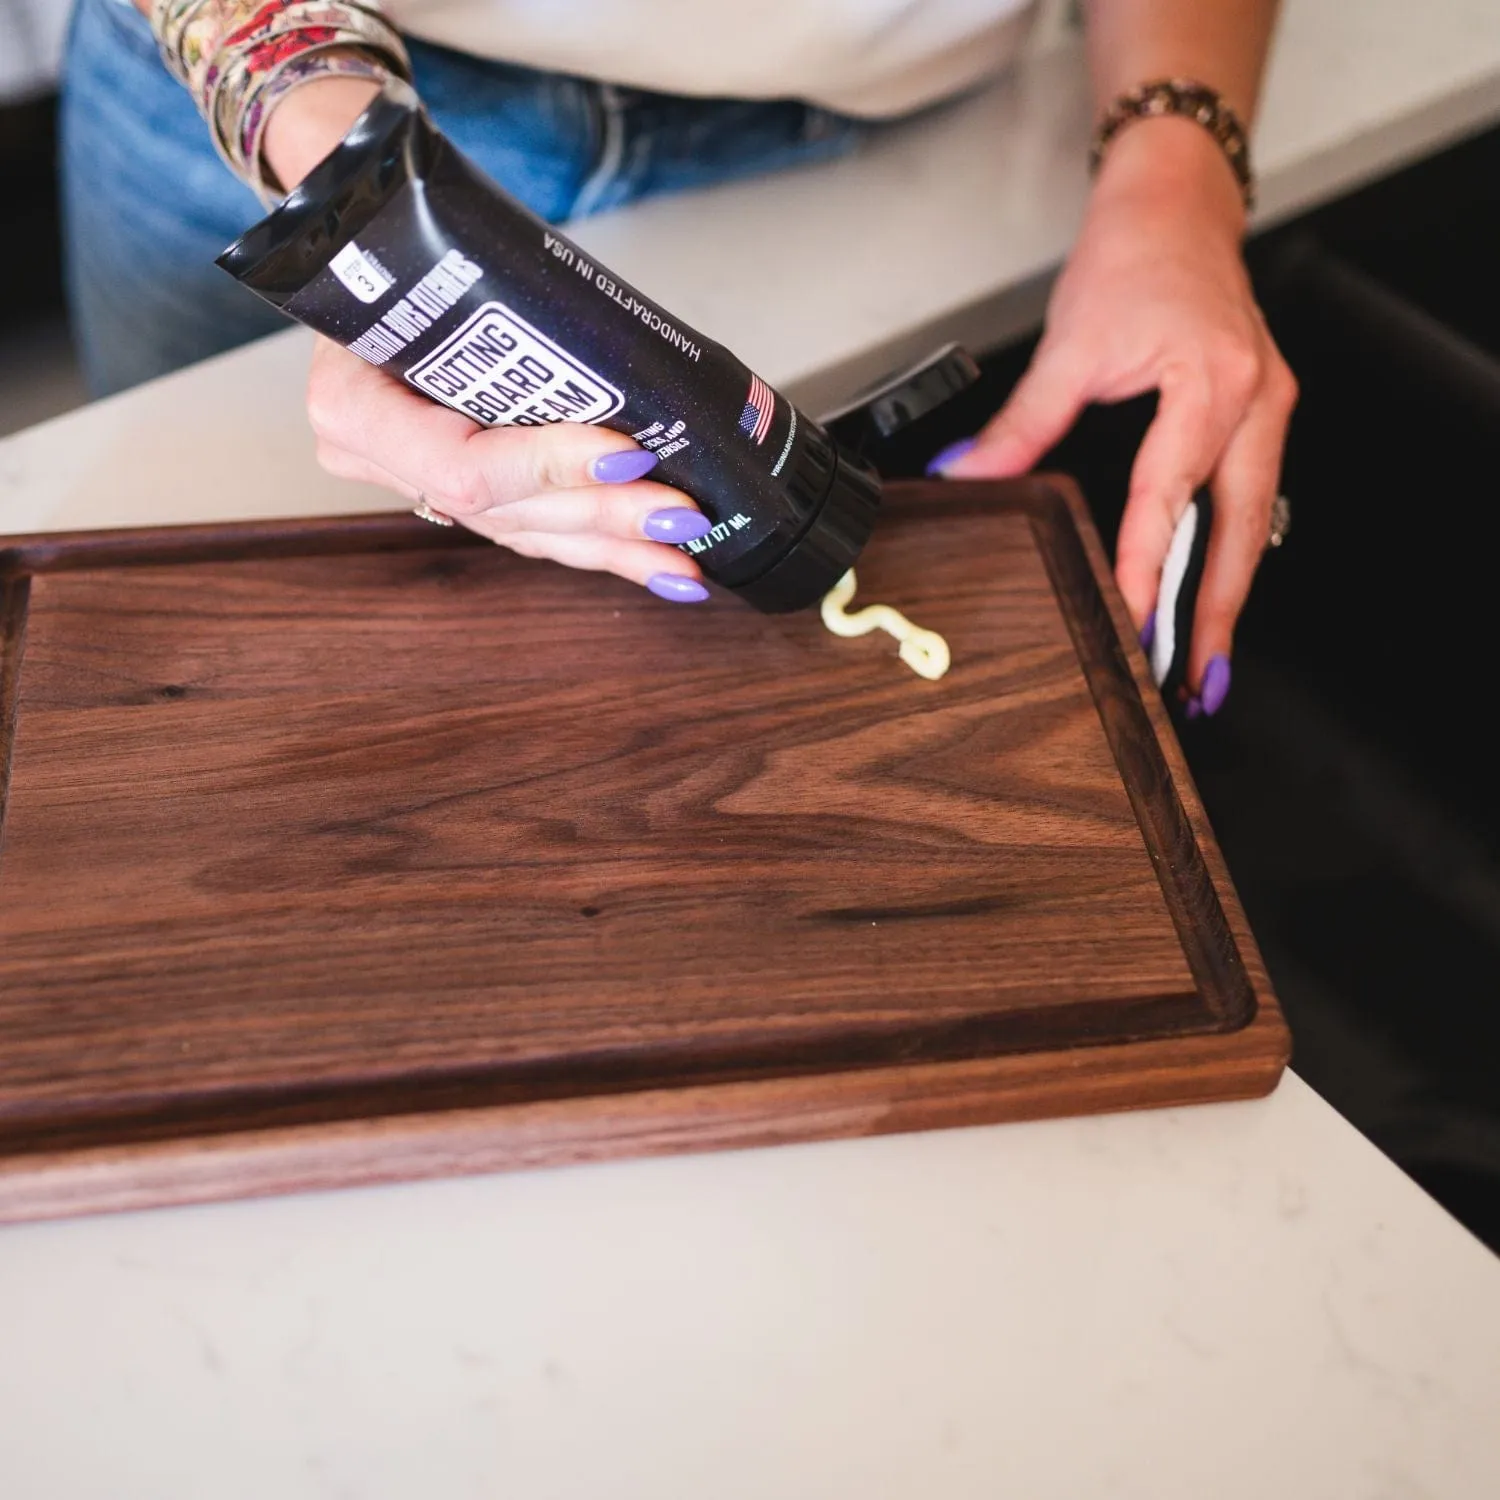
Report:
3,1,1500,1494
1,1075,1498,1498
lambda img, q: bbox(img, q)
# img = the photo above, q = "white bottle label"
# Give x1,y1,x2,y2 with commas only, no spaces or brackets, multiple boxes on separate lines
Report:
404,301,625,427
329,242,395,304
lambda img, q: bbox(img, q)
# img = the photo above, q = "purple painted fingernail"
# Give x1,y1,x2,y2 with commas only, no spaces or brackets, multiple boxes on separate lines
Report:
1140,613,1156,652
925,437,978,477
591,448,659,484
643,508,712,543
1200,653,1232,716
1185,697,1203,720
646,573,710,603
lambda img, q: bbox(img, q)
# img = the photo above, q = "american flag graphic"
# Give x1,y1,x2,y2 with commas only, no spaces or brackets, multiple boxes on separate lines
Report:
738,373,775,445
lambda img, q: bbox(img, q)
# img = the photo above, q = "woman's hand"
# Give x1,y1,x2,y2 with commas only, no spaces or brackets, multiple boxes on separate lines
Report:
937,116,1297,710
262,86,710,602
308,337,713,601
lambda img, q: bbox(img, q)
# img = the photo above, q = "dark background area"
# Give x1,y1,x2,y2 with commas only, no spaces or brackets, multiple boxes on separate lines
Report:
2,86,1497,1249
0,96,64,311
0,92,84,432
873,125,1500,1253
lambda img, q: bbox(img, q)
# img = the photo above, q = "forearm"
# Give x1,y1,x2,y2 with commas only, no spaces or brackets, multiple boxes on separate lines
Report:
1083,0,1280,121
1080,0,1279,239
259,75,381,187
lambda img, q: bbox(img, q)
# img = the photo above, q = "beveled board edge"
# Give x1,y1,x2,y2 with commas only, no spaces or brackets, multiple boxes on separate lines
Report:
0,1015,1290,1225
1037,478,1285,1058
1023,487,1255,1032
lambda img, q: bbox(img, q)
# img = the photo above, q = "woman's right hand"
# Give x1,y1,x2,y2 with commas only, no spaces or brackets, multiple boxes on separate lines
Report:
307,336,715,601
266,85,714,603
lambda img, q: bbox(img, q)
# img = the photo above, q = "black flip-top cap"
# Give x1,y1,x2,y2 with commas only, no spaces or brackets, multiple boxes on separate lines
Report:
821,342,982,456
731,447,881,614
736,342,979,612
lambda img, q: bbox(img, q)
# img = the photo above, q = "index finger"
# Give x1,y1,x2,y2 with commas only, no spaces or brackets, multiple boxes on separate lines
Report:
304,339,658,517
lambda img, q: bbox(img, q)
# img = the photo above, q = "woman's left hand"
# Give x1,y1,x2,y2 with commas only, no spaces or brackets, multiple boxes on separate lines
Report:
937,115,1297,713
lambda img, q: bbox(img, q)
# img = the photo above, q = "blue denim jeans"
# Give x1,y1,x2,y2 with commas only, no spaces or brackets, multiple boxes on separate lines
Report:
60,0,864,395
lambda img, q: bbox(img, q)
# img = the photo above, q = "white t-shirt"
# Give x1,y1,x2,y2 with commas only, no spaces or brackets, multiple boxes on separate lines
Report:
381,0,1038,118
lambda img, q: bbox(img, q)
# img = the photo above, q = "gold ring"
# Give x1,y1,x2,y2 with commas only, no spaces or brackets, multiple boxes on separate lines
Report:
413,494,455,527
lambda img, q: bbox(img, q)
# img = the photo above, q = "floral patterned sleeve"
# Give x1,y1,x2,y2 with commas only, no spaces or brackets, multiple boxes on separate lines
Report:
150,0,411,199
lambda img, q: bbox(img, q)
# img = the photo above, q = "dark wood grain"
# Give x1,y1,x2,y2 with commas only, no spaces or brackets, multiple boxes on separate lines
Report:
0,479,1287,1221
0,574,27,859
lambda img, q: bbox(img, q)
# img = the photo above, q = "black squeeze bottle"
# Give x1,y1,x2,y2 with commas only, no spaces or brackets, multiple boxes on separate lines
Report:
219,80,882,612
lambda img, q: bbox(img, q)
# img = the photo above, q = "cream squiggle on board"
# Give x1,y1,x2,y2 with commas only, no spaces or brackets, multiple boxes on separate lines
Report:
820,569,951,681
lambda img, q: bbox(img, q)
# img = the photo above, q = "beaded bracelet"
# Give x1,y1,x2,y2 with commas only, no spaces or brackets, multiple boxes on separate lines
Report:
1089,77,1255,211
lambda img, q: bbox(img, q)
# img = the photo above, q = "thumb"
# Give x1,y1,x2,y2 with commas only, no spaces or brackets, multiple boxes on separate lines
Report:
937,345,1087,479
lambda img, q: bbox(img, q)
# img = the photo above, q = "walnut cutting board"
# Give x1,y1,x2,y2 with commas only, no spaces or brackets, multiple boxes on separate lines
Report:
0,479,1286,1222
